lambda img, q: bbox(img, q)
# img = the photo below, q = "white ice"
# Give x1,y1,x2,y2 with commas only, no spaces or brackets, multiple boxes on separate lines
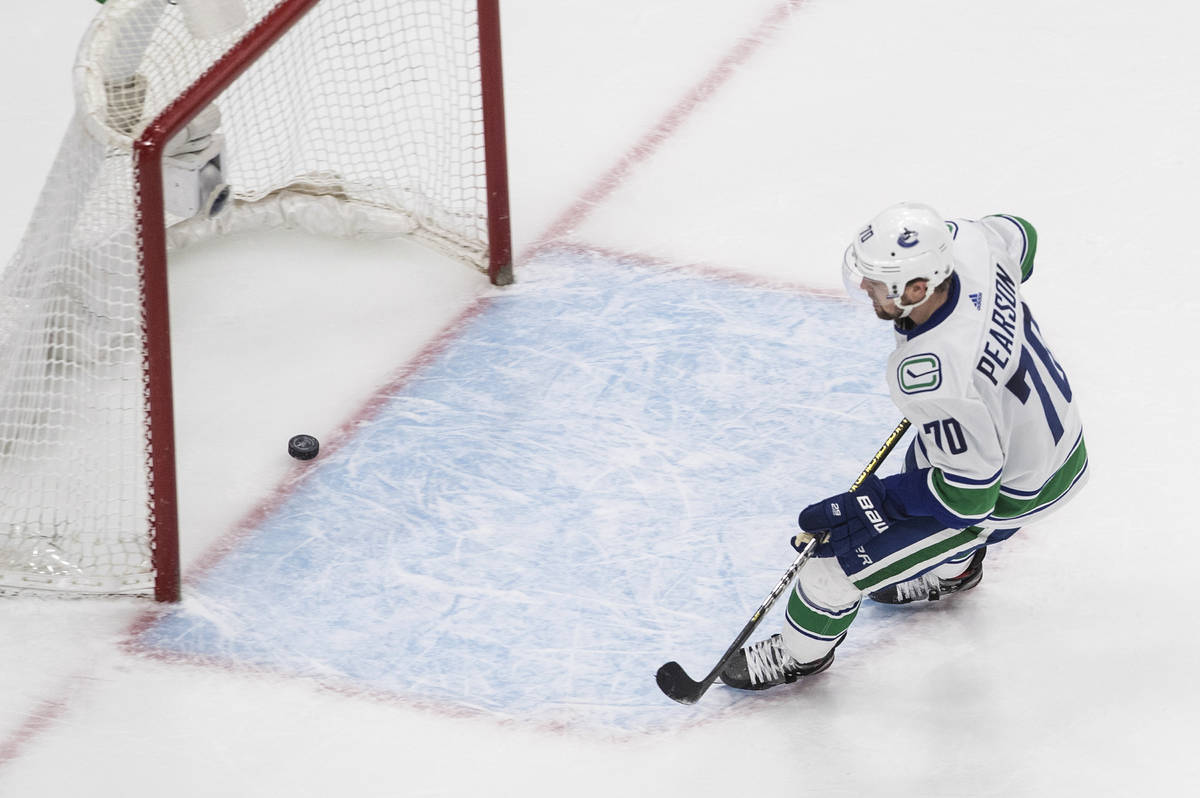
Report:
2,1,1199,795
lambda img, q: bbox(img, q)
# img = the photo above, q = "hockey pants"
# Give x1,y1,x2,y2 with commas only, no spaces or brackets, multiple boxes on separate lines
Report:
780,518,1020,665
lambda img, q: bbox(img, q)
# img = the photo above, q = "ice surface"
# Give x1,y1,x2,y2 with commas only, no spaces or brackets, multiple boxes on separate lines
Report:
133,250,896,734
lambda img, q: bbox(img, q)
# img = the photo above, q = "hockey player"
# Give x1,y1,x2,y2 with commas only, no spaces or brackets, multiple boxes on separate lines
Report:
720,202,1089,691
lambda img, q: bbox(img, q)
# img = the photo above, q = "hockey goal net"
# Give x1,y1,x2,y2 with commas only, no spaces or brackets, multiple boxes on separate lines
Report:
0,0,512,601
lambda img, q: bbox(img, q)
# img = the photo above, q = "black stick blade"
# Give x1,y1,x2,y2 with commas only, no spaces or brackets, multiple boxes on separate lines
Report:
655,661,707,704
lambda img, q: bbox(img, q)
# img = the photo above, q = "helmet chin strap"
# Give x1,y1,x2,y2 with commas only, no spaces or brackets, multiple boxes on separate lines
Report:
895,287,935,318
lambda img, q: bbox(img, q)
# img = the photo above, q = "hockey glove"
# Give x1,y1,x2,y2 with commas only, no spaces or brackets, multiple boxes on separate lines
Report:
794,475,895,558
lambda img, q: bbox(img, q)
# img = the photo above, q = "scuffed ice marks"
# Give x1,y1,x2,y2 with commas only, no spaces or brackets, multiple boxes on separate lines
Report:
135,250,894,733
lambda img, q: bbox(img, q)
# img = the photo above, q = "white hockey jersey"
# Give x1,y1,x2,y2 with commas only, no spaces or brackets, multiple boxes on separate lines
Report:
882,215,1088,530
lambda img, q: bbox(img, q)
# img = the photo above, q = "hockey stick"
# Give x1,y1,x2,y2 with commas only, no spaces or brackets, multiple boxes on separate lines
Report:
655,418,912,705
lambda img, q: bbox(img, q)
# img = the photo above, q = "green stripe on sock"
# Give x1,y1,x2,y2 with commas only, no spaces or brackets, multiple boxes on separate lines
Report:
785,588,859,640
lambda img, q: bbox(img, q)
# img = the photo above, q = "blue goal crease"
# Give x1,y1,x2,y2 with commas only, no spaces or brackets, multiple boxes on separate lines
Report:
135,250,895,734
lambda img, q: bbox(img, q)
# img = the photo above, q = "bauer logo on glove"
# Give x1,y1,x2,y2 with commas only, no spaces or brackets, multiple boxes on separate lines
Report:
856,494,889,533
796,475,897,558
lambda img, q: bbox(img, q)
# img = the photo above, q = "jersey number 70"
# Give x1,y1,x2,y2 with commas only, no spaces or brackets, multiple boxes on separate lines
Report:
1005,304,1073,444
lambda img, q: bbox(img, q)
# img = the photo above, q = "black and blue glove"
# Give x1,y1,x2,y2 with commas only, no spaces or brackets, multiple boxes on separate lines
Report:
794,475,896,558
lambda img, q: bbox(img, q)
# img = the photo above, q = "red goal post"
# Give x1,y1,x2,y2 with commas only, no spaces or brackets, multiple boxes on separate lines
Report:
0,0,513,601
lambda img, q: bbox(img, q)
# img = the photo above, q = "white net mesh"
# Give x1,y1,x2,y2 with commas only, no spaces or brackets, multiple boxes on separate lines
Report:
0,0,495,597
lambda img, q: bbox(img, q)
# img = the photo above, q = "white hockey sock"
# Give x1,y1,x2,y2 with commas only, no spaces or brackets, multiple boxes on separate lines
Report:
781,556,862,664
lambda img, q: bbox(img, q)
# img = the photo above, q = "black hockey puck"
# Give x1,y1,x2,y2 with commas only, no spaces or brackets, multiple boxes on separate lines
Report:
287,434,320,461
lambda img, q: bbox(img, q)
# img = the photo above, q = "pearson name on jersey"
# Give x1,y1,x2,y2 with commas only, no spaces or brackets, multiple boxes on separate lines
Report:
883,214,1088,530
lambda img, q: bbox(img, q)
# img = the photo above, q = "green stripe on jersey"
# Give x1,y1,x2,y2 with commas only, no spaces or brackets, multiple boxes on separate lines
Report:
1007,215,1037,282
994,436,1088,521
985,213,1038,282
931,469,1000,521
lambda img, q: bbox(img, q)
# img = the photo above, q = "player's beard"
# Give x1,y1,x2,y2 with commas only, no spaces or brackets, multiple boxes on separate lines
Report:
873,300,903,321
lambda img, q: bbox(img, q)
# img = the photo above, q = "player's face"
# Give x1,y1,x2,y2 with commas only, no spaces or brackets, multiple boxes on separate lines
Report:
841,247,929,321
853,277,930,320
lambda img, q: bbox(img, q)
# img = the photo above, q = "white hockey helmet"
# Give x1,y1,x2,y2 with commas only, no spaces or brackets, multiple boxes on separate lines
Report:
842,202,954,316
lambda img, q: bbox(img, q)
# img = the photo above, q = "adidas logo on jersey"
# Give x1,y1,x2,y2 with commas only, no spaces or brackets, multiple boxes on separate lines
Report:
970,292,983,310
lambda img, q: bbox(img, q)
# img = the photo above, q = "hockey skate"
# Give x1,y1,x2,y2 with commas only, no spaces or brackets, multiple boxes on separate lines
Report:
718,633,840,691
869,547,987,604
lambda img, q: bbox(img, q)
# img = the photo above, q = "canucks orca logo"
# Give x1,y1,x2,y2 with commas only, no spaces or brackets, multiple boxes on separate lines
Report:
897,228,920,248
898,353,942,394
